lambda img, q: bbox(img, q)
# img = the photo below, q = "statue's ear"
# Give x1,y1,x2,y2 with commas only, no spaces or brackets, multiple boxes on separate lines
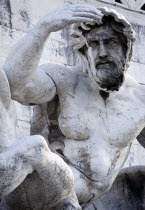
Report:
137,127,145,148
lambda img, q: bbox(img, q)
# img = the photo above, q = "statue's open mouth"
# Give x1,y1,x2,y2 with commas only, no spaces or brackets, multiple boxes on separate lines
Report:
96,61,111,69
98,63,111,68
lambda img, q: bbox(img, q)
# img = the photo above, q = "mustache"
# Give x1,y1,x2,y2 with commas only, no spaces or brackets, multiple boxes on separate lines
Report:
96,57,124,76
95,57,124,67
95,59,112,66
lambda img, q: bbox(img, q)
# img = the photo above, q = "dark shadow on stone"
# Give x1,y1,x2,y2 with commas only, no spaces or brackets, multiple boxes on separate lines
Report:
91,166,145,210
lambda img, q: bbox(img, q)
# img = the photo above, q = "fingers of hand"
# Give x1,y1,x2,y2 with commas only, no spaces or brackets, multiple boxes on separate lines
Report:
73,12,102,22
71,4,103,17
71,17,96,24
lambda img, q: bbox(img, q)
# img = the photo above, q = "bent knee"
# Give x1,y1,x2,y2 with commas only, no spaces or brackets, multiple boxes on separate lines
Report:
32,135,48,148
24,135,49,152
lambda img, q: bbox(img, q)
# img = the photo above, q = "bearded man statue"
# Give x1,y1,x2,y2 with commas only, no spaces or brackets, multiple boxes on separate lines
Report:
2,4,145,210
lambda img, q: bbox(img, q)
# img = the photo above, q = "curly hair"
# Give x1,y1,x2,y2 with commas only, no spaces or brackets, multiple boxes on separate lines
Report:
70,7,135,63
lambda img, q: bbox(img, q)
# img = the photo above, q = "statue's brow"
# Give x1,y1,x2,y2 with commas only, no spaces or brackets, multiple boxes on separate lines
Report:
87,35,118,42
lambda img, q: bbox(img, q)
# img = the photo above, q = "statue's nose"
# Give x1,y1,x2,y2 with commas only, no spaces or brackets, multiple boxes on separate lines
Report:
99,41,108,58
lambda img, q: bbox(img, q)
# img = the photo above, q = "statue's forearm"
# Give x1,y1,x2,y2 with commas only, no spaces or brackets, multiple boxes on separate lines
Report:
4,4,103,90
4,18,52,89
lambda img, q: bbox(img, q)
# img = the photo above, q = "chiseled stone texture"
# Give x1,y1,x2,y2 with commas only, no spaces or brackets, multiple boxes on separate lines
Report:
85,166,145,210
0,0,145,172
1,0,145,209
93,166,145,210
65,0,145,168
0,0,67,139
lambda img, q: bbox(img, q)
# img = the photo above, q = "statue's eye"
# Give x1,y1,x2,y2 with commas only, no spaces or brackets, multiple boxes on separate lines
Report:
104,39,118,45
89,41,99,48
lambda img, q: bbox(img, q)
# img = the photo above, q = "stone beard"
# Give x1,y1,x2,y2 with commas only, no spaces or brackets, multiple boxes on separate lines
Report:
79,17,128,92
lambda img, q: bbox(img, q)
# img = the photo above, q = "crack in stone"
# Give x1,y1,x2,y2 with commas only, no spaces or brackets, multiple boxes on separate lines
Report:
92,203,98,210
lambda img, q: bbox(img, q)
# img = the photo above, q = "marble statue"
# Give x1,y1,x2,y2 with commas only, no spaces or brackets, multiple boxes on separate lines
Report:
0,75,80,209
1,3,145,210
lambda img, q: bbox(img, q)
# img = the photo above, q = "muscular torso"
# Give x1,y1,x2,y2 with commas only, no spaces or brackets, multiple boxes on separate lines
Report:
2,65,144,209
43,66,145,204
58,75,145,145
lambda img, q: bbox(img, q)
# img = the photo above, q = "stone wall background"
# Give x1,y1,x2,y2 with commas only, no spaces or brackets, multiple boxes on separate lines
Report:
0,0,145,202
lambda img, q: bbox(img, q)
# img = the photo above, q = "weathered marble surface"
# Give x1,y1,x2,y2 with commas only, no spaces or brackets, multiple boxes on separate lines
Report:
1,3,145,210
93,166,145,210
84,166,145,210
1,0,145,168
0,64,77,208
1,4,100,210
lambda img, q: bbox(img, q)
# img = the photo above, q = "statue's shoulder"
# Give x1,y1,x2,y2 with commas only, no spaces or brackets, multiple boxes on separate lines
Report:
39,63,78,86
39,63,75,76
124,73,140,89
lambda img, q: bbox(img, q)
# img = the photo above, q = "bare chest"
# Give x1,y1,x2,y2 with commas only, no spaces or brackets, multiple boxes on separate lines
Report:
58,82,145,148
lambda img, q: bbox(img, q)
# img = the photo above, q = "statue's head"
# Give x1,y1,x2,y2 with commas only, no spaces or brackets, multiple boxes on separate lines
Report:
71,7,135,92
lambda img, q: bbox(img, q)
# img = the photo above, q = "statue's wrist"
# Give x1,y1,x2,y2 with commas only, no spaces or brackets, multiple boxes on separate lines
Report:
37,15,54,31
31,19,52,40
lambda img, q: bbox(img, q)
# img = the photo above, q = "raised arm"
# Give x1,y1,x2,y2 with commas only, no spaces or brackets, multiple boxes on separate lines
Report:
4,4,103,105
